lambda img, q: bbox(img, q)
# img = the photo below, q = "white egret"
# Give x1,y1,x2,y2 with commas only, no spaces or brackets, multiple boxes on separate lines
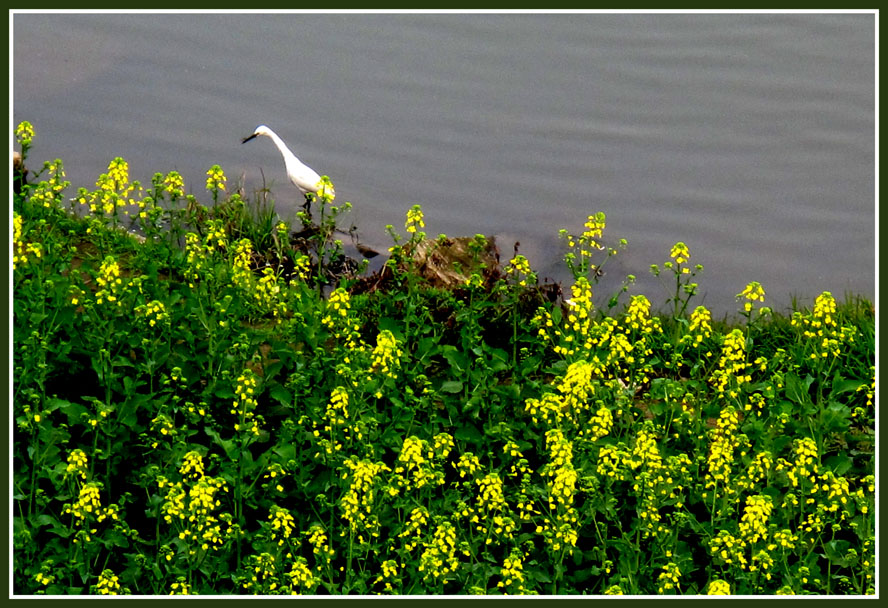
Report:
241,125,334,202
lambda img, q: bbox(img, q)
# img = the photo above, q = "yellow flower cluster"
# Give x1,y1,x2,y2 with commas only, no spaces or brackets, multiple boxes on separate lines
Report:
340,457,390,541
623,295,657,334
475,473,506,512
15,120,35,146
150,414,177,448
817,470,851,515
205,164,227,192
750,549,775,580
433,433,455,459
397,507,429,552
170,578,191,595
506,254,535,287
12,212,43,270
524,358,617,444
455,452,481,478
577,213,606,254
737,281,766,313
418,522,460,582
65,449,89,481
28,161,69,208
738,494,773,544
542,429,577,509
683,305,713,348
670,241,691,266
88,157,143,215
95,256,126,307
394,436,444,491
135,300,169,328
64,482,102,521
230,238,253,291
791,291,857,360
316,175,336,202
163,170,185,198
535,513,579,556
405,204,425,234
370,330,402,379
321,287,364,350
241,552,276,593
736,450,773,493
656,562,681,594
307,524,335,568
326,386,349,427
497,549,529,594
554,277,595,358
254,267,288,320
232,369,261,436
556,360,596,413
706,579,730,595
95,569,123,595
34,571,55,587
776,437,819,488
596,443,629,481
180,451,205,480
287,557,318,594
373,559,400,593
268,505,295,546
587,404,613,442
206,219,228,251
159,465,230,557
524,392,566,427
710,329,750,398
773,528,798,549
704,406,743,499
709,530,747,568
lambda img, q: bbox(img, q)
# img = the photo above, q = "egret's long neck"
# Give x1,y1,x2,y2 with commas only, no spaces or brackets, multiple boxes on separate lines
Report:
265,129,298,162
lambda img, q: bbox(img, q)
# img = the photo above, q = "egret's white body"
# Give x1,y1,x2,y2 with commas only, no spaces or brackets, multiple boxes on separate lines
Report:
242,125,333,199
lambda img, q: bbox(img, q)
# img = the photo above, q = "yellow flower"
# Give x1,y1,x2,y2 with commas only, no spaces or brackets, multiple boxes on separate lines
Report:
180,451,205,479
405,204,425,234
163,170,185,197
268,505,296,545
15,120,35,146
65,449,89,481
418,522,460,582
656,562,681,594
95,569,122,595
369,330,402,379
205,164,227,191
670,241,690,265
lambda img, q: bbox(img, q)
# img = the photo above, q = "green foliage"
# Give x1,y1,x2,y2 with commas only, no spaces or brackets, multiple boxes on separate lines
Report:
13,123,875,596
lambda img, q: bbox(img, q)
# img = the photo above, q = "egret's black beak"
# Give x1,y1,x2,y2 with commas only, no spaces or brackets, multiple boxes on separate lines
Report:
242,133,258,144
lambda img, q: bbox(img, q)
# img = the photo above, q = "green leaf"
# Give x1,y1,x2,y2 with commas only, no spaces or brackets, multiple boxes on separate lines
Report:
214,386,235,400
830,375,866,395
785,372,814,407
824,453,853,476
440,380,463,394
263,360,284,382
269,384,292,407
454,424,483,445
442,345,468,373
378,317,402,338
60,400,89,426
823,401,852,433
205,428,238,462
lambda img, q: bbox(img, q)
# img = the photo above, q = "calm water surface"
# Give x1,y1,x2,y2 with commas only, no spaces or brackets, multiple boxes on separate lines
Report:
12,12,876,314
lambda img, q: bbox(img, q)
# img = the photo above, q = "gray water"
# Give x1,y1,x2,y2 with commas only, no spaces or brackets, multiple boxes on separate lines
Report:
12,12,876,315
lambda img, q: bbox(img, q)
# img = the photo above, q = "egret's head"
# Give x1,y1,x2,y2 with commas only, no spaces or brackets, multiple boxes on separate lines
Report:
242,124,271,144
